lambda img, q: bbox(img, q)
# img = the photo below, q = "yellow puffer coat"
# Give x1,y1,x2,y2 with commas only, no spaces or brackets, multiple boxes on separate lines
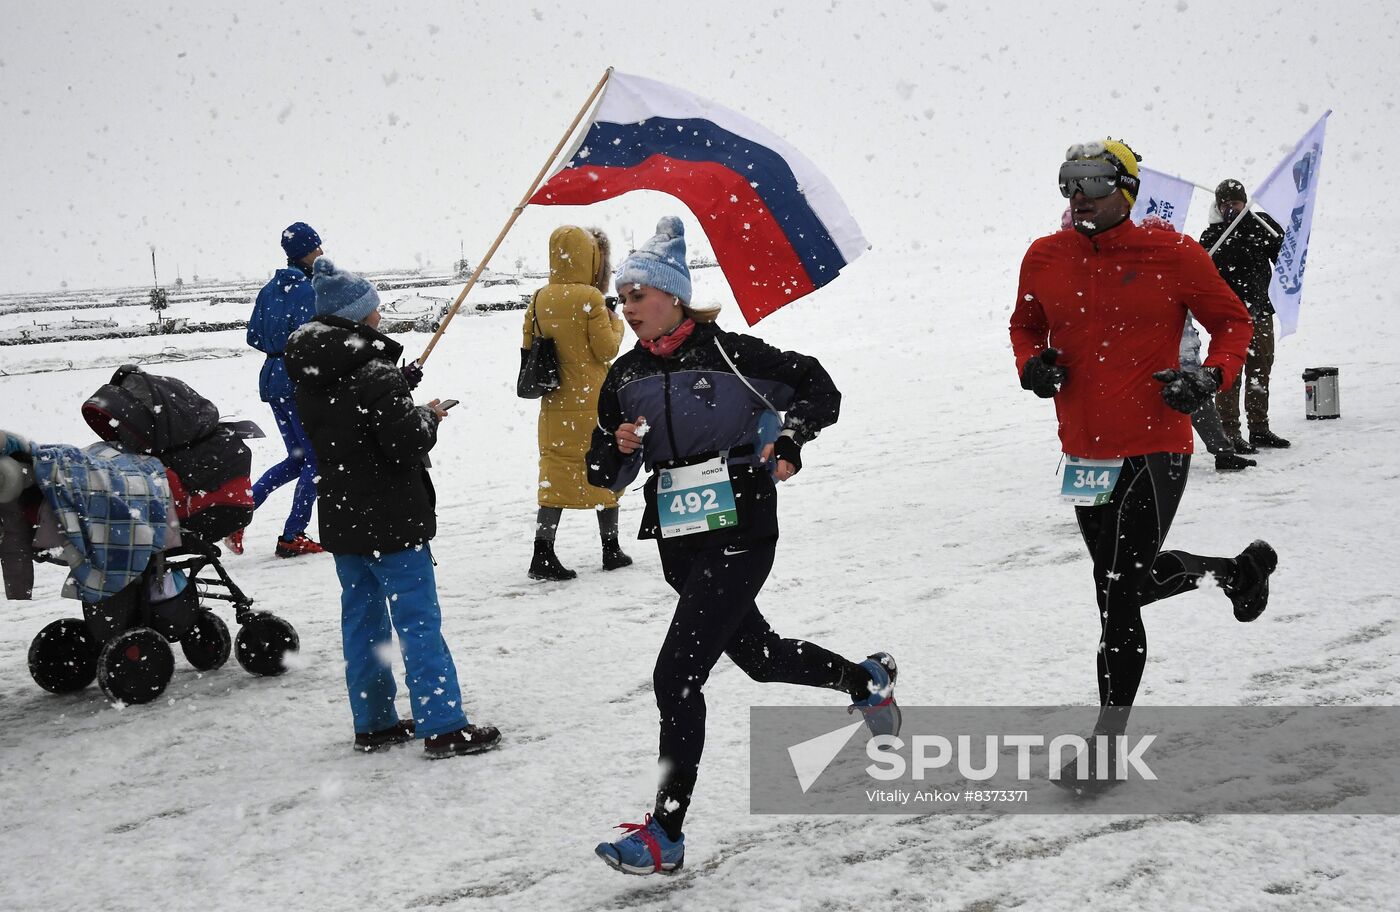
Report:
524,226,626,508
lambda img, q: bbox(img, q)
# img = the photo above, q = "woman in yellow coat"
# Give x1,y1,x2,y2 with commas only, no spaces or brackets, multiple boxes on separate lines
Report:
523,225,631,580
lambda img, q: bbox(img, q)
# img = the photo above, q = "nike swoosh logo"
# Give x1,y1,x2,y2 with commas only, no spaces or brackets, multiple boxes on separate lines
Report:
722,546,748,556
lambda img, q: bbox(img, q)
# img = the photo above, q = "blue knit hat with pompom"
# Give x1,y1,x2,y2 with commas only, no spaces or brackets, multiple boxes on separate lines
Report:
312,257,380,323
615,216,691,305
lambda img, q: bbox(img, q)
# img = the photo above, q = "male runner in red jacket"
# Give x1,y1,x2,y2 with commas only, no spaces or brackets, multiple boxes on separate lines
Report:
1010,139,1279,793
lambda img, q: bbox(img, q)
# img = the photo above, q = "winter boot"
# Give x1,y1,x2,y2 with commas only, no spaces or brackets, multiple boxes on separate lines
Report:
528,539,577,581
602,535,633,571
595,813,685,875
849,652,901,737
224,529,245,555
1224,540,1278,622
275,533,324,558
1225,434,1259,455
423,724,501,759
1250,429,1291,449
1215,452,1257,471
353,718,415,753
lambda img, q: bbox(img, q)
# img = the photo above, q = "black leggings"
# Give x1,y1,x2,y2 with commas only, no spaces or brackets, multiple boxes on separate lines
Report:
1074,454,1235,718
651,539,866,839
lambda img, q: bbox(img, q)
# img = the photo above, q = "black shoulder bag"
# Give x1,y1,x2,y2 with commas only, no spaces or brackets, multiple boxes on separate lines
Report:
516,295,561,399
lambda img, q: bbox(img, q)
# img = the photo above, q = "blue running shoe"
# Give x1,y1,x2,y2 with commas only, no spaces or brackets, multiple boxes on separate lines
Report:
595,813,685,875
849,652,902,737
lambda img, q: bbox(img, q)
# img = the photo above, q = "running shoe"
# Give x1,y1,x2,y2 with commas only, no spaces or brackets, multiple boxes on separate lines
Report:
1225,540,1278,622
275,534,325,558
1052,736,1126,799
595,813,685,875
850,652,902,737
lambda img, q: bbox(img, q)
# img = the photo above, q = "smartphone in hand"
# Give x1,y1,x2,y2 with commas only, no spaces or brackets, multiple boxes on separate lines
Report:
439,399,459,411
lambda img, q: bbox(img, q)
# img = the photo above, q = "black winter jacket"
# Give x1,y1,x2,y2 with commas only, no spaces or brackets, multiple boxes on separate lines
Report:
284,316,440,555
1199,211,1284,316
587,321,840,550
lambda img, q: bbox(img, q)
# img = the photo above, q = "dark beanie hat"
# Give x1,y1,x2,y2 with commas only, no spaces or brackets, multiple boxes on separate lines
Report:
1215,180,1248,205
281,222,322,261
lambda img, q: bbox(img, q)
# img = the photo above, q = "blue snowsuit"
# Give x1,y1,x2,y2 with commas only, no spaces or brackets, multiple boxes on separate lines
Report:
247,268,318,539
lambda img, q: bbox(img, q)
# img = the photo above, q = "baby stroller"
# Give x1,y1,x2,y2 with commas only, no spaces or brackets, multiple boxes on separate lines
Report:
3,365,300,705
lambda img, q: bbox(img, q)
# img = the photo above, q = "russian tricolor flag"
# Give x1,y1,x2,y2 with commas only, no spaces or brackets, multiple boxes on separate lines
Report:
529,71,868,325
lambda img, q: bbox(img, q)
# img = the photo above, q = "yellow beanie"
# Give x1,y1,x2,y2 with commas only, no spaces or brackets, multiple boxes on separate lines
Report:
1067,138,1142,204
1101,140,1140,202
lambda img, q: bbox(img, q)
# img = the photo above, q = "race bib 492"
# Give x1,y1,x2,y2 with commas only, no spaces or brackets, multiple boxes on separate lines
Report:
658,456,738,538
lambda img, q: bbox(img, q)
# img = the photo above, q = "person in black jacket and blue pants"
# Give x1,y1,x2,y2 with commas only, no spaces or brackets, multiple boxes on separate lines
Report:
587,217,900,875
285,258,499,760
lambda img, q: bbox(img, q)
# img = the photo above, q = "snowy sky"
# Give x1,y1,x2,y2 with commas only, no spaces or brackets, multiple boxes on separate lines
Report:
2,0,1396,294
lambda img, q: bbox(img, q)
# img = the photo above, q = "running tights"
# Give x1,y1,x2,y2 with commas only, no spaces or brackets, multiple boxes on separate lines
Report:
650,539,868,839
1073,453,1236,716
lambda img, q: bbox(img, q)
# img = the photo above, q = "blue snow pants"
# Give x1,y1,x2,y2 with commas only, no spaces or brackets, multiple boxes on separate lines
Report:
252,397,318,540
333,545,469,738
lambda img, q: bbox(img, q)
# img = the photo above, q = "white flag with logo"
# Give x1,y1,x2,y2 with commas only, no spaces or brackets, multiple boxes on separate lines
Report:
1130,167,1195,231
1252,111,1329,337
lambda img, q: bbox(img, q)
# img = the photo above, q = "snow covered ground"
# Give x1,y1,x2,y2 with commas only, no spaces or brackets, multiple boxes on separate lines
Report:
2,224,1398,910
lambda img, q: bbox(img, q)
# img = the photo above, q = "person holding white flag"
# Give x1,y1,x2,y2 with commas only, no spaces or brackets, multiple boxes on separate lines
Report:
1200,180,1288,451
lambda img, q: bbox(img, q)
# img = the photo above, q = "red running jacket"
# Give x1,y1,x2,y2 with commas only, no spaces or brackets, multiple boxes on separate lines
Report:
1010,219,1253,459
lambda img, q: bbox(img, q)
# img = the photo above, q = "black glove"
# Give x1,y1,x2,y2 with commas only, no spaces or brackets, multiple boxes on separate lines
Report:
772,435,802,475
1021,348,1067,398
400,359,423,390
1152,367,1221,414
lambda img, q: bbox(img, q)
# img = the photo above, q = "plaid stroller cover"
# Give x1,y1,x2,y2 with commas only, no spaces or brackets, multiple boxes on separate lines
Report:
29,442,172,603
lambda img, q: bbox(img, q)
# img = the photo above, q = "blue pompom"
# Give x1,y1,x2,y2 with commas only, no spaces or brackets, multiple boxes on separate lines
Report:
655,215,685,238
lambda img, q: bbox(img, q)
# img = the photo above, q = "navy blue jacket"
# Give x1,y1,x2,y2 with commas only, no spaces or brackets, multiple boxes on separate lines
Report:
587,321,840,548
248,268,317,403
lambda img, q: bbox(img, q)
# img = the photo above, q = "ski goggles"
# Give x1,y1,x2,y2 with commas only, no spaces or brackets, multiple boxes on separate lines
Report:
1058,158,1124,199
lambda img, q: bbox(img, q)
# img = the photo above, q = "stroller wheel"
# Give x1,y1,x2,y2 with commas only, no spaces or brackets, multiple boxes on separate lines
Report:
181,610,231,671
97,628,175,705
235,613,299,677
29,618,100,694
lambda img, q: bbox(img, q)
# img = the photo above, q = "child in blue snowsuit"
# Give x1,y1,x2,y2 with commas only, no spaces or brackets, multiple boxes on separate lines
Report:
284,257,500,759
241,222,323,558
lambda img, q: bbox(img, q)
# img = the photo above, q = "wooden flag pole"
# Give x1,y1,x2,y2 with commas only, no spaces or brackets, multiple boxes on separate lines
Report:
417,66,613,366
